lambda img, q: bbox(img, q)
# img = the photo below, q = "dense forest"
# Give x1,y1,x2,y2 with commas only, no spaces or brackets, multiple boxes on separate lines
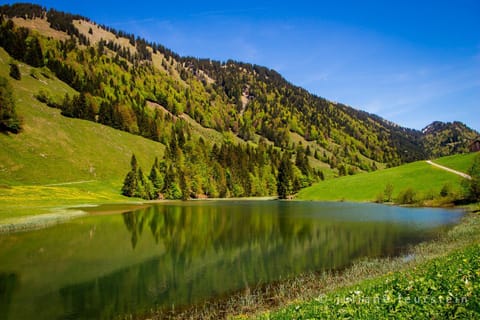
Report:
0,3,477,200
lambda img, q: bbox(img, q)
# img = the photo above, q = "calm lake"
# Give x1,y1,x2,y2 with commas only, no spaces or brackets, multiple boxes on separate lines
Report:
0,201,463,319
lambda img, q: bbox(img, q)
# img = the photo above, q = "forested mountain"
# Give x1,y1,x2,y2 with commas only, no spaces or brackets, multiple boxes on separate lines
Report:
422,121,479,158
0,3,475,199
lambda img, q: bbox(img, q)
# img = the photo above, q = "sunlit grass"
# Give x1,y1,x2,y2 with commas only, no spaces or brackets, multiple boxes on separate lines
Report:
432,152,477,174
0,48,164,220
297,156,472,202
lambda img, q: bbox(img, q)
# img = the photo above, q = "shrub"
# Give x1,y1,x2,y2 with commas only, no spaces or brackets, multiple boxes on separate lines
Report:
463,154,480,202
396,187,416,204
9,63,21,80
384,183,394,202
375,192,384,203
440,183,452,198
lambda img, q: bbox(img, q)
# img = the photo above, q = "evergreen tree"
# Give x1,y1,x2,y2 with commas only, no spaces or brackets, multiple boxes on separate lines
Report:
24,36,43,67
149,157,164,196
464,154,480,202
9,63,20,80
121,154,139,197
277,153,294,199
0,76,21,133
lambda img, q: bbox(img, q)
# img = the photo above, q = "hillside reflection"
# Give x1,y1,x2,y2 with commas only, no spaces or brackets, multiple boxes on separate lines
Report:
59,202,428,318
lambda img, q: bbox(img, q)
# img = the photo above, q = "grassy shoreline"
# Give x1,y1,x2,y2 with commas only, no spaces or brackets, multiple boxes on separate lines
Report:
131,204,479,320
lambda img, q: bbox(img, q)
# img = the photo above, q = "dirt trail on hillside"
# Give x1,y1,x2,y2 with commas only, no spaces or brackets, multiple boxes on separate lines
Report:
426,160,471,180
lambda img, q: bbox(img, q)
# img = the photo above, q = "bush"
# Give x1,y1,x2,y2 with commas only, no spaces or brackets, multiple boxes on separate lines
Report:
396,187,416,204
440,183,452,198
9,63,21,80
463,154,480,202
375,192,385,203
384,183,394,202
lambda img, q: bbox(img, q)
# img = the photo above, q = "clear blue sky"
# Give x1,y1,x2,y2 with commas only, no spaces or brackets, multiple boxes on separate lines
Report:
2,0,479,131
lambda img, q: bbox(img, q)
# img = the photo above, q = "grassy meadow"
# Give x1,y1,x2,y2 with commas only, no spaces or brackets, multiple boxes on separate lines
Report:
432,152,478,174
297,154,476,203
0,48,164,219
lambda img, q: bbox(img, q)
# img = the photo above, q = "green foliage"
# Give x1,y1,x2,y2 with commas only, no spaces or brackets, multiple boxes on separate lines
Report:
384,182,394,202
298,155,469,202
463,153,480,202
0,75,21,133
1,6,476,205
60,92,96,121
277,153,295,199
423,121,479,157
396,187,416,204
121,133,312,200
263,243,480,319
8,62,20,80
121,154,157,199
440,183,452,198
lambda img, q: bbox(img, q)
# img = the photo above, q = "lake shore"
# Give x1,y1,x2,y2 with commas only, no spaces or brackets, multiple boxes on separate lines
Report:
0,195,463,234
0,193,477,318
135,204,480,320
0,196,280,233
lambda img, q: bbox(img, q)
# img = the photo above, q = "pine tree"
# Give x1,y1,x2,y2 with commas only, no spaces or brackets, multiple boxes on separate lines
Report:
0,76,21,133
277,152,294,199
121,154,139,197
149,157,164,197
24,36,43,67
9,63,20,80
464,154,480,202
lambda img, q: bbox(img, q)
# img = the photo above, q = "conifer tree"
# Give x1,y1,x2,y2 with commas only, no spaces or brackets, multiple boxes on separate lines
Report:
0,76,21,133
9,63,20,80
121,154,139,197
464,154,480,202
149,157,164,196
277,153,294,199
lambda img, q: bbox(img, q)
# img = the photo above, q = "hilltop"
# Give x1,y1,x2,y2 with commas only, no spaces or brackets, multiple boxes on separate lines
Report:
422,121,479,157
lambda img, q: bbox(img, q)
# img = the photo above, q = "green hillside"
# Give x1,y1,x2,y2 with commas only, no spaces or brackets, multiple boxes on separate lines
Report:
0,3,434,172
431,152,478,174
297,153,475,202
0,47,164,218
0,3,478,215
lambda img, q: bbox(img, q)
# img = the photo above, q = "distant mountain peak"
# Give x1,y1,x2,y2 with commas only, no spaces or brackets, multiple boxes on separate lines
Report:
422,121,479,157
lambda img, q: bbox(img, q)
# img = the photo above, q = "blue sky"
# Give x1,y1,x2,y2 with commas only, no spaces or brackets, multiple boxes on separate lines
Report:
2,0,479,131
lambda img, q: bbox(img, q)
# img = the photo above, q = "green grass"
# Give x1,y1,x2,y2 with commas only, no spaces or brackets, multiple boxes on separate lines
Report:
432,152,478,174
0,48,164,219
257,242,480,319
297,155,473,202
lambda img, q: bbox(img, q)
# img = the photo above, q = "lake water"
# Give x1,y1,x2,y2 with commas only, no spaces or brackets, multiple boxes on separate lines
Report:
0,201,463,319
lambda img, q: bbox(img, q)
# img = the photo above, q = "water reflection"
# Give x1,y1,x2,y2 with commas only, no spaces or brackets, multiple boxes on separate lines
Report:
0,201,461,319
0,273,18,320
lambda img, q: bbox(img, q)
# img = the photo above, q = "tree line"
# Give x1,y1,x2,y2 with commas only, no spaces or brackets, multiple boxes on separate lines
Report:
121,134,322,200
